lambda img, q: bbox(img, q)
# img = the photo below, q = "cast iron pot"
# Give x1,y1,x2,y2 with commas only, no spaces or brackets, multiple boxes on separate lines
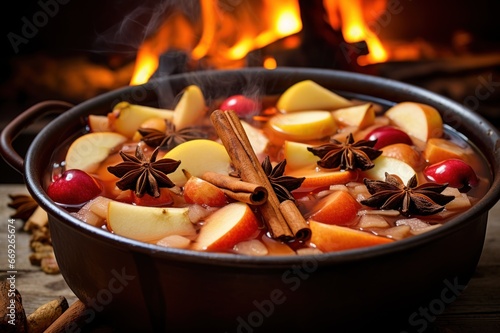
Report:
2,68,499,333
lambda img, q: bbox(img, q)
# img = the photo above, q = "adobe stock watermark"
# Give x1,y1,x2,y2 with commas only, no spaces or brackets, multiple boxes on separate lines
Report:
462,73,500,112
63,266,135,333
7,0,71,54
400,276,466,333
228,252,325,333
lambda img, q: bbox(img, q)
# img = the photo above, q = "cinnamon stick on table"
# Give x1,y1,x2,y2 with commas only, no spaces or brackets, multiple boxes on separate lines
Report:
210,110,311,241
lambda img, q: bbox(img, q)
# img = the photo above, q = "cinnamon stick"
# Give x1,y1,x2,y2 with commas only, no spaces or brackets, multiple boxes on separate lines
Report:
201,171,268,205
43,300,86,333
211,110,310,241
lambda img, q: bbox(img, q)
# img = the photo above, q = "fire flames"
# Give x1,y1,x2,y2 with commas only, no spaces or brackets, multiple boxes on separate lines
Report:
130,0,388,85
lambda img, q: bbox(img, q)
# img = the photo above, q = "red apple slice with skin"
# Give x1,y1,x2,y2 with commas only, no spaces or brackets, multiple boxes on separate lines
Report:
276,80,352,112
65,132,128,173
332,103,375,130
306,190,361,226
192,202,260,252
162,139,232,187
309,220,394,252
385,102,443,142
173,85,206,130
183,173,228,207
107,201,196,243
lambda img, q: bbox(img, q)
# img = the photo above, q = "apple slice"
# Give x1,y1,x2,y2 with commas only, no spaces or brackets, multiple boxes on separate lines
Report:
65,132,128,173
132,117,168,142
381,143,425,170
183,174,228,207
286,166,358,190
283,141,320,170
332,103,375,129
162,139,232,187
306,190,361,226
88,115,111,132
309,220,394,252
192,202,260,251
423,138,472,165
266,111,337,143
173,85,206,130
107,200,195,243
276,80,352,112
241,120,269,158
385,102,443,142
362,156,416,185
110,102,174,138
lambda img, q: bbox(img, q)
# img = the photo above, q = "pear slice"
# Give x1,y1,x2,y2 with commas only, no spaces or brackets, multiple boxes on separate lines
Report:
276,80,352,112
173,85,206,130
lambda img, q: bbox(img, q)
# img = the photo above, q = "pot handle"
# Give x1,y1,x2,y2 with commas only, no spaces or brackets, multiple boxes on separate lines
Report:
0,100,74,174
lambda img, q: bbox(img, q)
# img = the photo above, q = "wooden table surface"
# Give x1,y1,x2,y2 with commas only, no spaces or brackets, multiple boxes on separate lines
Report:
1,184,499,332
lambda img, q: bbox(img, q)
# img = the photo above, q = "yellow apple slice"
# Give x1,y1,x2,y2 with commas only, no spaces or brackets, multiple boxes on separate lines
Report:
162,139,232,187
110,102,174,138
362,156,416,185
276,80,352,112
173,85,206,130
191,202,260,251
132,117,168,142
65,132,128,173
241,120,269,158
267,111,337,142
283,141,320,170
385,102,443,142
286,166,358,190
332,103,375,129
107,201,195,243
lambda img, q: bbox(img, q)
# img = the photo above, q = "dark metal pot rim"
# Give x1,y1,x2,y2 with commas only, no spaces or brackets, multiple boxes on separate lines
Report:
24,67,500,267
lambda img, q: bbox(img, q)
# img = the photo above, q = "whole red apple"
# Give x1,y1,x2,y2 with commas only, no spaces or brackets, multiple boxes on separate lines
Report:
423,159,479,192
219,95,260,117
47,169,103,205
364,125,413,149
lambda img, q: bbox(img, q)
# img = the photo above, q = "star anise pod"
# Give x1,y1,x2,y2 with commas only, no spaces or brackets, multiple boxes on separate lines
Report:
262,156,305,202
307,133,382,171
360,173,455,217
8,194,38,220
107,145,181,198
138,120,209,150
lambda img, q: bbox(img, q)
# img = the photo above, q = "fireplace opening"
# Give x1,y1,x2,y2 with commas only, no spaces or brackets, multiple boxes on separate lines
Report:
1,0,499,183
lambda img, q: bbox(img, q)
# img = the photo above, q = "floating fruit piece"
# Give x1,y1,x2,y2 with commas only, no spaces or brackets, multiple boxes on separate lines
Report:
332,103,375,129
362,155,416,185
183,174,228,207
109,102,174,138
191,202,260,251
173,85,206,130
309,220,393,252
423,158,479,192
286,166,358,190
306,190,361,226
88,115,111,132
107,201,195,243
381,143,425,171
241,120,269,158
276,80,352,112
266,111,337,143
423,137,471,165
162,139,232,187
65,132,128,173
132,117,168,142
385,102,443,142
364,125,413,149
283,141,320,170
47,169,103,206
220,95,260,118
